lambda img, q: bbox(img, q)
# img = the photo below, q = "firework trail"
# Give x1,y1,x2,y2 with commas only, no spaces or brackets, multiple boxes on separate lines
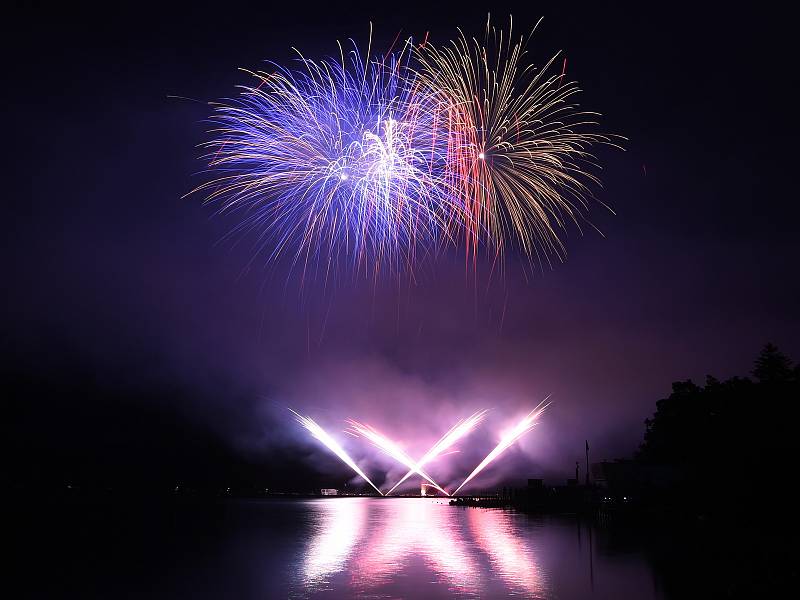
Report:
453,399,550,495
414,16,622,266
347,420,449,495
290,409,384,495
385,409,488,495
194,34,456,277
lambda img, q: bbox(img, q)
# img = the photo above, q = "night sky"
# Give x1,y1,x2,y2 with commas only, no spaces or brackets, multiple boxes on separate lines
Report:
5,2,798,491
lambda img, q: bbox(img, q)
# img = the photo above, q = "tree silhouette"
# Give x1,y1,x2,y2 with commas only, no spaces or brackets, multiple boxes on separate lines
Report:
752,343,794,383
637,344,797,515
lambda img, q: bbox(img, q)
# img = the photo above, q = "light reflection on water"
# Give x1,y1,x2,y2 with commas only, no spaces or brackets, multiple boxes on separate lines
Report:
348,495,480,594
302,497,366,589
291,498,660,599
11,497,665,598
467,505,545,596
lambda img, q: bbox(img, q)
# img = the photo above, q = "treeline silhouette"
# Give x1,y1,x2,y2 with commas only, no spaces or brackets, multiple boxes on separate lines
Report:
633,343,798,517
606,344,799,598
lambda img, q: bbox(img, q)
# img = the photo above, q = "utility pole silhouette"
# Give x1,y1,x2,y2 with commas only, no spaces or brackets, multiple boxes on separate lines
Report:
585,440,590,486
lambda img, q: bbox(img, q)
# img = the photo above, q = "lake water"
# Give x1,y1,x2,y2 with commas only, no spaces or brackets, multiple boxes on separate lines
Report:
17,497,668,598
280,498,661,599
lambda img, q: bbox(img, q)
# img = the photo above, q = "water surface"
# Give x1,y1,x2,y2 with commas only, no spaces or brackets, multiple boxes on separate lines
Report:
19,497,665,598
201,498,660,599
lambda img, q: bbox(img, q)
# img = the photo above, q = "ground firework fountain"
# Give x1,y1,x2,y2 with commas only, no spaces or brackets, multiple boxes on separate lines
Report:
292,402,549,495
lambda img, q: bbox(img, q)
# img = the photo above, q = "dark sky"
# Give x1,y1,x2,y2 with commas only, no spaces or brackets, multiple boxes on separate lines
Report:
4,1,798,491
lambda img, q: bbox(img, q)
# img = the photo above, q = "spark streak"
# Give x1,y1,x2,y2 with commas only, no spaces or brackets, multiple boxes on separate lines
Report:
193,19,621,278
385,409,488,495
193,36,455,278
347,420,449,495
453,399,550,495
291,410,384,495
414,16,623,266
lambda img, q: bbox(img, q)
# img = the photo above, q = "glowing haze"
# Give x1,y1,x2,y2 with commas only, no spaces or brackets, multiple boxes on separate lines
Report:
386,409,488,494
292,405,546,495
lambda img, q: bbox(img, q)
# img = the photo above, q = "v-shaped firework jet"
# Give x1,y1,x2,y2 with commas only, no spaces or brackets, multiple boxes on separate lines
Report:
346,420,449,496
452,399,551,495
384,409,488,495
291,400,549,496
290,409,384,495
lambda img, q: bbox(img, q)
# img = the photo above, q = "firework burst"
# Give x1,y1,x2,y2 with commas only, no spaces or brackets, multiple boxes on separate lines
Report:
193,35,454,278
194,19,620,277
415,16,622,266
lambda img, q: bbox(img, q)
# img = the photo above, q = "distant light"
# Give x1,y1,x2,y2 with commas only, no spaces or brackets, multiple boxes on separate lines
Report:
340,173,348,181
478,152,485,159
